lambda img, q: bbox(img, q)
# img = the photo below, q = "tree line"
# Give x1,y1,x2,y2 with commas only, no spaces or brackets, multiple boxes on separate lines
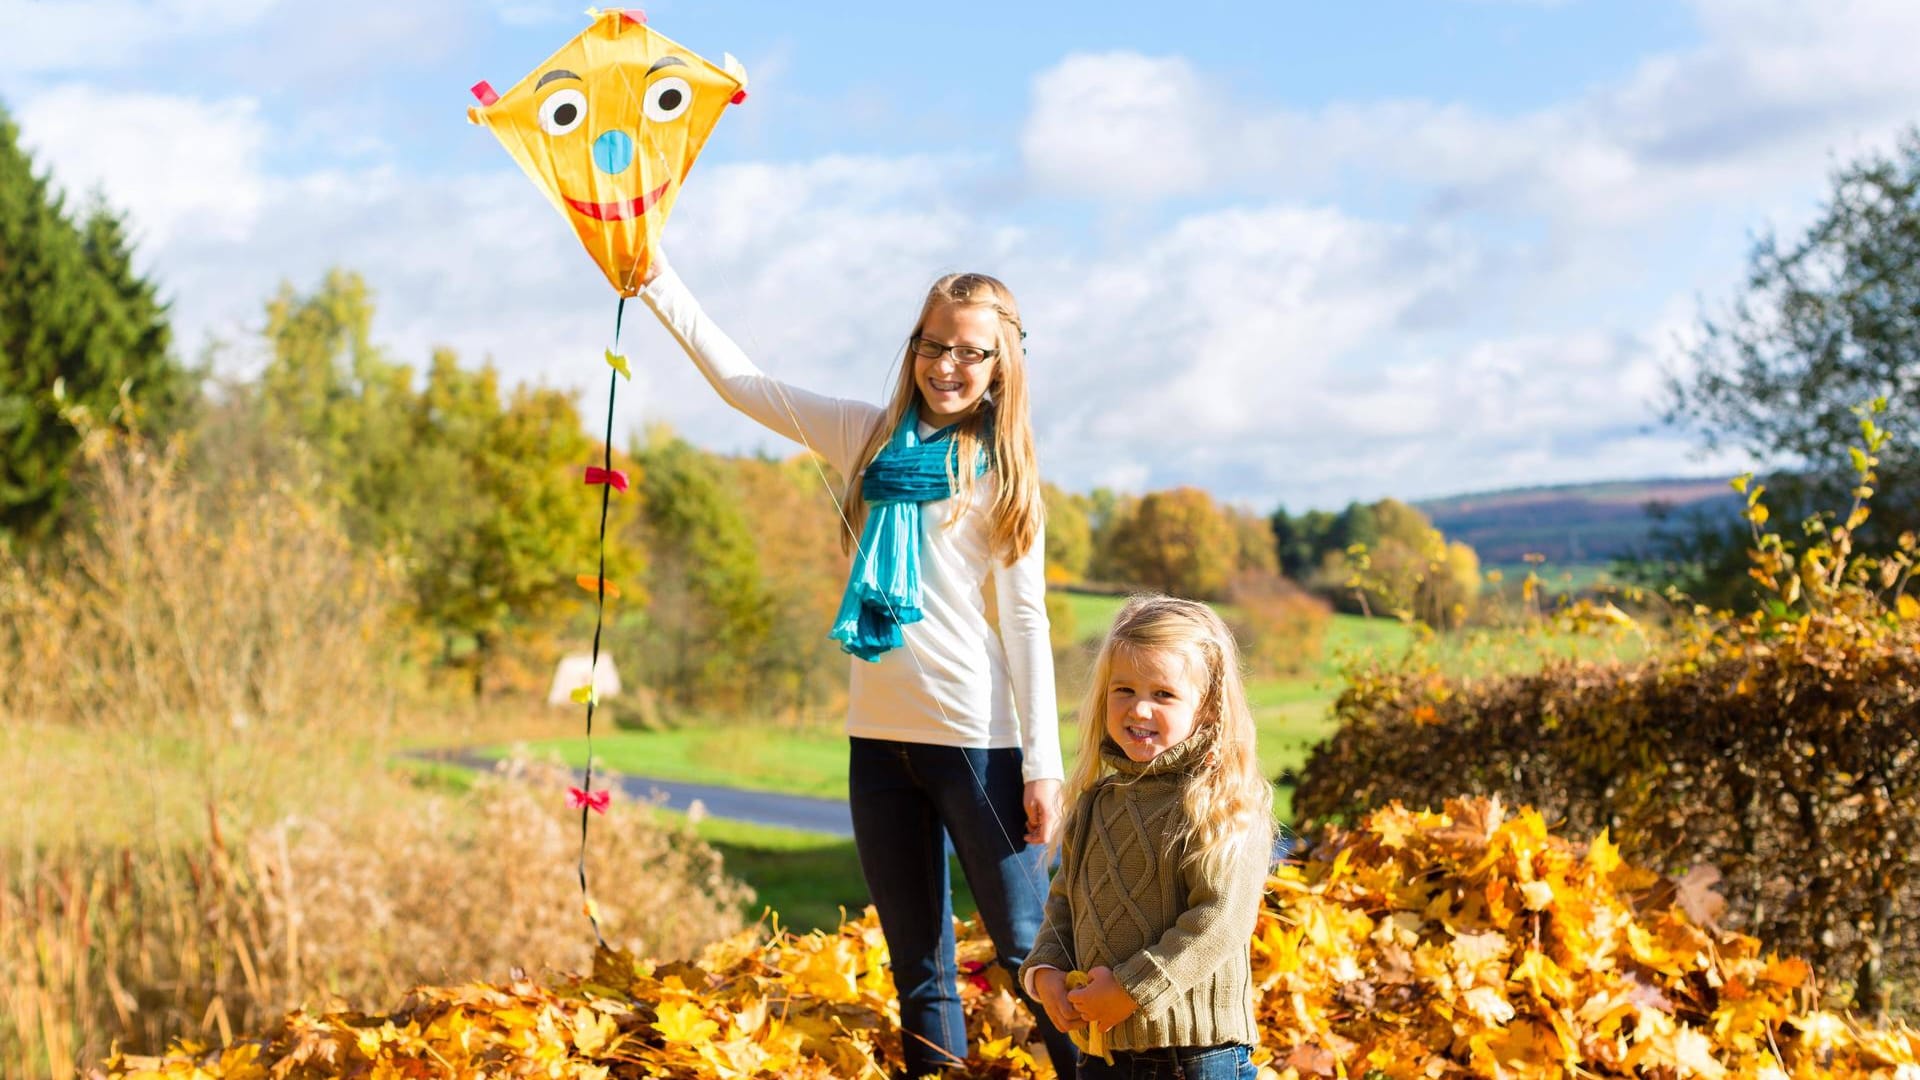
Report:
12,108,1920,708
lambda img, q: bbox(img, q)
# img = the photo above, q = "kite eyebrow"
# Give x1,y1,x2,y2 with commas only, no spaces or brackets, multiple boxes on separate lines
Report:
535,69,583,90
646,56,688,76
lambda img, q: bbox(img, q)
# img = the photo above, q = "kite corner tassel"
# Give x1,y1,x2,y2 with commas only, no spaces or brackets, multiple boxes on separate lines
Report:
470,81,499,107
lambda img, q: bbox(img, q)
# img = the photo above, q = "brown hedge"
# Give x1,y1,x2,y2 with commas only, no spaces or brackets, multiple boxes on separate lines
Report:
1296,594,1920,1019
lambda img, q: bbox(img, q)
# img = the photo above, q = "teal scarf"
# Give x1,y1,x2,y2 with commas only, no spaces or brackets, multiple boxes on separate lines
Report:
831,412,990,661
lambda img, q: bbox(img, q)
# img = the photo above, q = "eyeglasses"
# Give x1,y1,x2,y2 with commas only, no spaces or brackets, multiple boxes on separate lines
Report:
909,337,997,366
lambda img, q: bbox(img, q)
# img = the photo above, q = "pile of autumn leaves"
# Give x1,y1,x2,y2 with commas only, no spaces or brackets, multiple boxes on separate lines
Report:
101,797,1919,1080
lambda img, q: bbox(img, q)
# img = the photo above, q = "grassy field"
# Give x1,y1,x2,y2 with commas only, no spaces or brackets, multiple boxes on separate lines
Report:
680,815,981,934
484,724,854,799
481,609,1424,832
459,603,1645,932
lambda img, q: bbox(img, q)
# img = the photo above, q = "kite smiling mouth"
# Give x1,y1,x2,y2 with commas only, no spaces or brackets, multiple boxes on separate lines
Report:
564,179,671,221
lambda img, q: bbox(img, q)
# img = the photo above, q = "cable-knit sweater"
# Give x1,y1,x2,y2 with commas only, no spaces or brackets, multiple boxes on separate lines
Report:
1019,736,1271,1052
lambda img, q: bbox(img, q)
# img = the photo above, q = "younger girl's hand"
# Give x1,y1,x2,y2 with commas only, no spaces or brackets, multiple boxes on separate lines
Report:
1030,968,1081,1033
1064,966,1137,1031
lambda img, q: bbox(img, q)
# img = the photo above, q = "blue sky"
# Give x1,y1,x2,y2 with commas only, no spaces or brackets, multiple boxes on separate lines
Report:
5,0,1917,511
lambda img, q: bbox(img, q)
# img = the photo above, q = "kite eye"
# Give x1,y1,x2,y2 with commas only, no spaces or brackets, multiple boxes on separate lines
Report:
539,88,588,135
644,77,692,122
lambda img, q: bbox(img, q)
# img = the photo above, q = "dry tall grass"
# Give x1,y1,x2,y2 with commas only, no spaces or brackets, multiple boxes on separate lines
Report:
0,435,751,1078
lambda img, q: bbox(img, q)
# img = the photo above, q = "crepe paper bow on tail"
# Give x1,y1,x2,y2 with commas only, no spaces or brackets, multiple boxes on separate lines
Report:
467,9,748,297
568,786,613,815
584,465,630,492
575,574,622,599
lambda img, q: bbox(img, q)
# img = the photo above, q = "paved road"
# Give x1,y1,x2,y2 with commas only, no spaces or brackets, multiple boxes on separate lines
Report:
407,749,855,837
407,750,1297,862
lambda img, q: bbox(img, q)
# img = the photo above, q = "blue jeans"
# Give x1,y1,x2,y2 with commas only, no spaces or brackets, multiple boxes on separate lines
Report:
848,736,1079,1078
1078,1044,1257,1080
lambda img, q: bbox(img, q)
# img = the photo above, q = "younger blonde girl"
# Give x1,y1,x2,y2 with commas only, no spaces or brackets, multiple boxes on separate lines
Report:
1022,595,1273,1080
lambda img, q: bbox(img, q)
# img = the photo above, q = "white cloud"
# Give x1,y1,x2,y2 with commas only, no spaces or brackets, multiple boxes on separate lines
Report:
222,0,472,87
17,0,1861,513
1021,1,1920,230
0,0,273,74
1017,205,1732,507
15,85,267,250
18,104,1754,511
1021,53,1218,202
0,0,471,88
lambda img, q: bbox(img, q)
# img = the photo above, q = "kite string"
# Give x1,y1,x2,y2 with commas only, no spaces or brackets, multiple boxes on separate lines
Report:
703,262,1051,911
576,295,626,948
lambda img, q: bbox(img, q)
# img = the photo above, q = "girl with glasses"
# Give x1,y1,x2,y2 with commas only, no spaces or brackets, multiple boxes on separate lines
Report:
639,254,1074,1077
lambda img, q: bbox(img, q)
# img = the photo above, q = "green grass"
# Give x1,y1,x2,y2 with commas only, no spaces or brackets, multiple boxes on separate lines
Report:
481,612,1634,832
491,612,1403,817
1059,590,1128,643
392,757,480,795
486,725,851,799
667,813,978,935
679,816,869,934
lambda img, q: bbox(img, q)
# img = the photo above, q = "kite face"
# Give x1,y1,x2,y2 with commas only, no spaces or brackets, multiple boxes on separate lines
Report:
470,11,746,296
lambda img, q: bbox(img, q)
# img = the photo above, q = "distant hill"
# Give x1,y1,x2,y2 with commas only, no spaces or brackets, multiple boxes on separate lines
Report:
1414,477,1743,566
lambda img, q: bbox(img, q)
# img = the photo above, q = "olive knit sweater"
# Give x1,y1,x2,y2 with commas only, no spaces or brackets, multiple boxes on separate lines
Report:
1019,736,1271,1052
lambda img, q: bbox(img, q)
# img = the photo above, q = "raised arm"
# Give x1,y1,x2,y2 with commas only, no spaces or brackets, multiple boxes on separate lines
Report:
639,264,881,476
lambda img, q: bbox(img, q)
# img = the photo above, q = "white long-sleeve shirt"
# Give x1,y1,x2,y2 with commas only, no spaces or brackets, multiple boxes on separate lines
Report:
640,268,1064,783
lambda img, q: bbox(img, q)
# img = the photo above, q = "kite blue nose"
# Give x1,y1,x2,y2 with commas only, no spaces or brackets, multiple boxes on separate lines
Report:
592,130,634,175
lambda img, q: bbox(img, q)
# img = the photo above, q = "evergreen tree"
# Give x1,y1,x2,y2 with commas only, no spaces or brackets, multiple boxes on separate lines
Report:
80,199,184,428
0,110,183,540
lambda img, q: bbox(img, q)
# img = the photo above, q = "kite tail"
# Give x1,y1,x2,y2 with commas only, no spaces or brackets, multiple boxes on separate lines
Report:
575,296,628,949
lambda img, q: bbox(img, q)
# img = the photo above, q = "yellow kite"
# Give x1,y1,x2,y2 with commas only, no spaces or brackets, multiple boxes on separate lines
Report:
465,9,747,946
468,9,748,296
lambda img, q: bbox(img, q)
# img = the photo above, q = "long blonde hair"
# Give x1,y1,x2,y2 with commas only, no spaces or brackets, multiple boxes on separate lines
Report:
840,273,1042,566
1062,595,1274,882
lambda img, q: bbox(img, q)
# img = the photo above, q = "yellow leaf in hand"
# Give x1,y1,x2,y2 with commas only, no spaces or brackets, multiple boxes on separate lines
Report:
1062,970,1114,1064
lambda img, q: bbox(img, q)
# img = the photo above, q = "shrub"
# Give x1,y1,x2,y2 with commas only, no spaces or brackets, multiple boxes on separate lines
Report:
1223,569,1330,678
1296,404,1920,1016
0,435,752,1076
3,758,750,1077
